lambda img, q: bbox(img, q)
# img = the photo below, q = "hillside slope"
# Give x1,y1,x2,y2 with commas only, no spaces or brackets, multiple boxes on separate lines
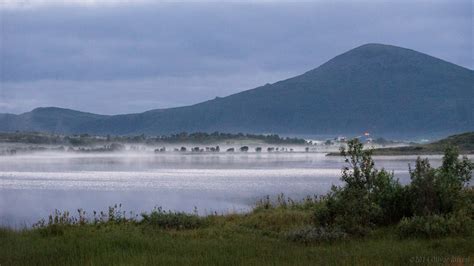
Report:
371,132,474,155
0,107,108,134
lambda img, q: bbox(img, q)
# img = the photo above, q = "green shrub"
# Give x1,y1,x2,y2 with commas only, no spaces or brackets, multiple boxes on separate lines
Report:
312,197,332,227
461,187,474,218
313,139,405,235
408,147,473,216
286,226,347,244
313,140,472,238
313,187,381,236
140,207,204,230
371,171,412,225
397,212,473,238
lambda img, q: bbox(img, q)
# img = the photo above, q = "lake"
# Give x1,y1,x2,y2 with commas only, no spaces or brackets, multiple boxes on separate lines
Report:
0,152,452,227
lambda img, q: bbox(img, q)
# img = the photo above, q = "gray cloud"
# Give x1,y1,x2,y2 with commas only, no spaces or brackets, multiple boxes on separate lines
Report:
0,0,472,114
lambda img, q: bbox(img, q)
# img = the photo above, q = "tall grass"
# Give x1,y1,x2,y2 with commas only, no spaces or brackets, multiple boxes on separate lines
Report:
1,202,472,265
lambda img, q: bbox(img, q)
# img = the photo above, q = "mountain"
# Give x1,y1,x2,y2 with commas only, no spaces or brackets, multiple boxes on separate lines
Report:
0,107,108,133
1,43,473,137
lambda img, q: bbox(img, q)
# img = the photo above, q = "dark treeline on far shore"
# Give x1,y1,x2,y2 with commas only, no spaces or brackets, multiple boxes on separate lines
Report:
0,131,308,146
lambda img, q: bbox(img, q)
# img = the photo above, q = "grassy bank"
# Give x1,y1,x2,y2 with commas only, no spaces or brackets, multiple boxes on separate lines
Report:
1,206,473,265
372,132,474,155
326,132,474,156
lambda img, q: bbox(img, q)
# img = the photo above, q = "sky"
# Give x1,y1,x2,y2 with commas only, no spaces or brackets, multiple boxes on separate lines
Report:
0,0,472,115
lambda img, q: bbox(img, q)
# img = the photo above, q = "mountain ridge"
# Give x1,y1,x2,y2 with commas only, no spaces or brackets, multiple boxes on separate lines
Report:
1,43,473,137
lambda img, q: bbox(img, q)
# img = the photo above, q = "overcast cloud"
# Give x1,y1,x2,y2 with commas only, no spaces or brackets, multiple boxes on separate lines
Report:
0,0,472,114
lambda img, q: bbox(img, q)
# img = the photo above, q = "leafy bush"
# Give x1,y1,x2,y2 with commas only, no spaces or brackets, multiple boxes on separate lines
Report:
313,139,405,235
397,212,473,238
286,226,347,244
140,207,204,230
461,187,474,218
313,187,380,236
313,140,472,238
312,197,332,227
408,147,473,216
371,170,411,225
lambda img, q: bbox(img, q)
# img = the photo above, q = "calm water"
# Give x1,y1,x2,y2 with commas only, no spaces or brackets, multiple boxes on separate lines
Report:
0,152,450,227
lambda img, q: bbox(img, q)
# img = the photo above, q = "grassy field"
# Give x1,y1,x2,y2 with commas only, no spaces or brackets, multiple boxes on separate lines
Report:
1,207,473,265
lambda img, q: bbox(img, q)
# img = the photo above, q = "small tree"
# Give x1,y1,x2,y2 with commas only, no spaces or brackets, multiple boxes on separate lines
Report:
340,139,377,191
315,139,405,234
409,158,437,216
409,146,473,216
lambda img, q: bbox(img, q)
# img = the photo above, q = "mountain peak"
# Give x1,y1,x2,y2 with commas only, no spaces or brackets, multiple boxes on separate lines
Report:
31,107,69,112
354,43,394,48
335,43,422,61
311,42,472,76
29,107,84,115
354,43,402,49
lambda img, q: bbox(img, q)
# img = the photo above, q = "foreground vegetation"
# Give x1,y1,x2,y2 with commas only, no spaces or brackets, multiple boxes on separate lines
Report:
1,211,472,265
1,139,473,265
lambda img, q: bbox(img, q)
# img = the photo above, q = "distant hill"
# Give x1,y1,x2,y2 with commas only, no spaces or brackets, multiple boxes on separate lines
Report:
1,43,473,137
0,107,107,133
372,132,474,155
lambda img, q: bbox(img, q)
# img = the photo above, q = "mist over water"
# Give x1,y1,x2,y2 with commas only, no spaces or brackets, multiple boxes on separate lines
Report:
0,152,451,227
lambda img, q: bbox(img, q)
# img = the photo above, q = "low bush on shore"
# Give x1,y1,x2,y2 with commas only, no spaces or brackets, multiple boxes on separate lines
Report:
311,140,473,238
140,207,205,230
